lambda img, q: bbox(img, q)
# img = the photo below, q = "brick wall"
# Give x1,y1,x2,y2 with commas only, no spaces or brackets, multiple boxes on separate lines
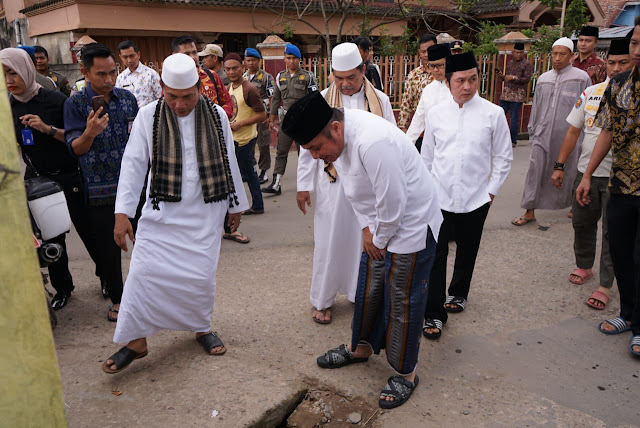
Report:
598,0,628,27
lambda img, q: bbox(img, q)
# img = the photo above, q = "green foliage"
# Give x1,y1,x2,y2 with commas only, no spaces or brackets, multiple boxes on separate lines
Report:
472,21,504,55
521,28,536,38
563,0,589,38
376,25,418,56
282,23,295,41
530,25,563,53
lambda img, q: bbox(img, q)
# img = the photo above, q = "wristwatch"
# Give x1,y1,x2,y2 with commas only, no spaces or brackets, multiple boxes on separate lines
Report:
48,126,58,137
553,161,565,171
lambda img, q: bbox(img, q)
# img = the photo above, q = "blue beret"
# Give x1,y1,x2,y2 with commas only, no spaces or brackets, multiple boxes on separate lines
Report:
245,48,262,59
18,45,35,56
285,44,301,59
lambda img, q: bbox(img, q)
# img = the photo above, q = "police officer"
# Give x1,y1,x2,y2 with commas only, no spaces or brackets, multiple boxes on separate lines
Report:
244,47,275,184
263,43,317,195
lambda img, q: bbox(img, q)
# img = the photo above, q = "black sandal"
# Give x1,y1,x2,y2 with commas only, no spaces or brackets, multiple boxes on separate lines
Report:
423,319,443,340
444,296,467,313
316,344,368,369
379,375,419,409
101,346,148,374
196,331,226,355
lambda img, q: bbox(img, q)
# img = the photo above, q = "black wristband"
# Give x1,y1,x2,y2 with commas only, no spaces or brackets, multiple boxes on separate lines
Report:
553,161,565,171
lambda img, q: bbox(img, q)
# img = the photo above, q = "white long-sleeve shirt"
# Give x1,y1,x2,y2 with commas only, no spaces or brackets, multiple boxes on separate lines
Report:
406,79,452,143
421,93,513,213
334,108,443,253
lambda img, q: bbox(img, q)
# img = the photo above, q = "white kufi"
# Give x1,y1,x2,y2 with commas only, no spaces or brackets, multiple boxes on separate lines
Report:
161,53,199,90
552,37,574,52
331,43,363,72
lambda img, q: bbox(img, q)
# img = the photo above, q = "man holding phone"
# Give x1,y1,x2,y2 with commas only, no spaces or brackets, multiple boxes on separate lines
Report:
64,43,139,322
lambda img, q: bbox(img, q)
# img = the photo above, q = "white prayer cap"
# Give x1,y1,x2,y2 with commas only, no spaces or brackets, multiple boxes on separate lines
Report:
552,37,574,52
331,43,362,72
161,53,199,90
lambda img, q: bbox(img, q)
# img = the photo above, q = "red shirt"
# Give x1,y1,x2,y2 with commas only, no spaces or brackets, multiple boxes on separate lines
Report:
198,67,233,118
572,52,604,85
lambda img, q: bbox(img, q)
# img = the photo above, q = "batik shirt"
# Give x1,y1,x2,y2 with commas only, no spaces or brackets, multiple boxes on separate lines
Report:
64,84,139,206
500,57,532,103
198,67,233,119
594,68,640,195
398,66,432,129
585,62,607,87
116,62,162,108
573,52,605,85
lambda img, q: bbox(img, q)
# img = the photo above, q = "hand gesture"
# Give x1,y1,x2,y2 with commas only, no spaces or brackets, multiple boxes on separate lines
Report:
296,191,311,214
551,170,564,189
20,114,49,134
86,108,109,138
575,177,591,207
113,214,134,252
362,227,385,261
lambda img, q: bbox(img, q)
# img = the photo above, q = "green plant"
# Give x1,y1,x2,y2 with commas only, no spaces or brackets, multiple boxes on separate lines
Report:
282,23,295,40
521,28,536,38
563,0,589,37
472,21,504,55
530,25,563,53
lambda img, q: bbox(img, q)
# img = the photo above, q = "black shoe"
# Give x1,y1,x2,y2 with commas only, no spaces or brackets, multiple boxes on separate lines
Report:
262,174,282,195
101,278,109,299
258,170,268,184
51,286,73,310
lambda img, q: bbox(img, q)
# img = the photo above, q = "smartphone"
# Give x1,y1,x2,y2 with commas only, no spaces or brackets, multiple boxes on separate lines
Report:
92,95,107,118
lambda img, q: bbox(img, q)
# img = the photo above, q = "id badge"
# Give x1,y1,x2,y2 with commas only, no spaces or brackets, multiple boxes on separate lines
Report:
21,128,34,146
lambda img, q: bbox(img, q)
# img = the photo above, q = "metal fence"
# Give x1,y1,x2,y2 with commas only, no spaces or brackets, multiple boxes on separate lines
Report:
302,53,558,108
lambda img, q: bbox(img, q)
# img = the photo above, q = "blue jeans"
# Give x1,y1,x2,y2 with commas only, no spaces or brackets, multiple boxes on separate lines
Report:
499,100,522,145
235,138,263,211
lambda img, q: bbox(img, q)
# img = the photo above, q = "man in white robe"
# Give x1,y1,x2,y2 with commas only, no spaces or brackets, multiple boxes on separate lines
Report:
512,37,591,226
101,53,248,374
296,42,394,324
284,91,442,409
406,43,452,144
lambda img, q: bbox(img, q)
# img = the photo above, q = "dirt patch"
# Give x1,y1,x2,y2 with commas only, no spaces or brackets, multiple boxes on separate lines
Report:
285,388,382,427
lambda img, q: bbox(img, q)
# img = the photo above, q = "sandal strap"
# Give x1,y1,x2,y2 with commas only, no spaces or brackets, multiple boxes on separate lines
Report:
607,317,628,332
324,344,352,366
423,319,443,330
631,335,640,346
381,375,416,399
197,331,224,351
109,346,141,369
445,296,466,308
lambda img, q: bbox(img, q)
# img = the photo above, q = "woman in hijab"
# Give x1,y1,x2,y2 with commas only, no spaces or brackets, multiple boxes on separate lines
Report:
2,47,102,310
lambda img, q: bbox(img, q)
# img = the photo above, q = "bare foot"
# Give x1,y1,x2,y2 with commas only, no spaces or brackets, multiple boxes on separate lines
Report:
108,303,119,321
347,343,373,359
313,308,331,323
587,285,609,309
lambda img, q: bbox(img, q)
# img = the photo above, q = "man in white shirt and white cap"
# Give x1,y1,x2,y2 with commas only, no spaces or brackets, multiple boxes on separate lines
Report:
101,53,248,374
421,51,512,339
406,43,452,146
296,42,394,324
512,37,591,227
283,91,442,409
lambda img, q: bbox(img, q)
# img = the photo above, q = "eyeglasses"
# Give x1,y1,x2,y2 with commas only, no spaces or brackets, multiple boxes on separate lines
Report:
427,63,445,70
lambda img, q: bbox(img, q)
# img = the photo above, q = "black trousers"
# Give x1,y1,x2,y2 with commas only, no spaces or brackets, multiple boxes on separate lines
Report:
87,204,123,304
425,203,490,323
36,172,101,295
606,194,640,335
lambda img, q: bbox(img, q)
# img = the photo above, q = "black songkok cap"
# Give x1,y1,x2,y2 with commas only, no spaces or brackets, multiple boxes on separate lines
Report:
427,43,451,61
579,26,599,38
514,42,525,50
445,51,478,73
282,91,333,146
608,37,629,55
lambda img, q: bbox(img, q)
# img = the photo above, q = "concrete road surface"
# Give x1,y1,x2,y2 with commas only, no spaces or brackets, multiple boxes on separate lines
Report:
52,142,640,427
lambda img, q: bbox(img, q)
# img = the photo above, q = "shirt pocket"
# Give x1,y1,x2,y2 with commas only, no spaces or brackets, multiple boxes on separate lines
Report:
293,82,307,92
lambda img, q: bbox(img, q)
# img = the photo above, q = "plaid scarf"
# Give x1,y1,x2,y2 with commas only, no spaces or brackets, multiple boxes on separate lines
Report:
323,79,384,182
149,96,238,210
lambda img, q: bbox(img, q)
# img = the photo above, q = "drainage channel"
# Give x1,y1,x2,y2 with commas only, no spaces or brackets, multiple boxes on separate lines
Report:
249,383,382,428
